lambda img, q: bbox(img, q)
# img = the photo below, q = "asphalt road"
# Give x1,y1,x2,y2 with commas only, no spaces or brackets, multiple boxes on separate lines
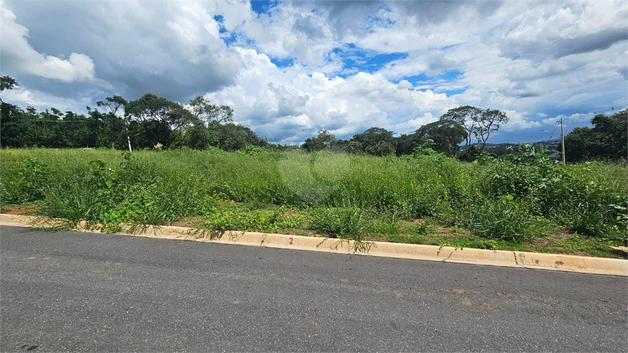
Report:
1,226,627,352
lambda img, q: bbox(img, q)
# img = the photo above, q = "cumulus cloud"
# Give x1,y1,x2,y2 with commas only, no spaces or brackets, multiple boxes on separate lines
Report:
0,3,108,87
1,0,626,145
2,0,243,101
205,48,451,143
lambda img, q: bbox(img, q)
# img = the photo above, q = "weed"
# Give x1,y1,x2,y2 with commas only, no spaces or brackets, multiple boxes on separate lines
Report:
309,206,369,241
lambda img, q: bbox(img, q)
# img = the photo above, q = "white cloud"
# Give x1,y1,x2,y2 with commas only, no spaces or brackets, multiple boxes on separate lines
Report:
1,0,626,145
204,47,453,143
0,3,109,87
1,86,95,113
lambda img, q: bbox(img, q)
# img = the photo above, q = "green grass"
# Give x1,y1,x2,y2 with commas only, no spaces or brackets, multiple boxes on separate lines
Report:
1,147,626,258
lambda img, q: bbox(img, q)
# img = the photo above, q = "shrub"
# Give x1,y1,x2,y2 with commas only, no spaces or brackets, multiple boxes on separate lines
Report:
463,196,532,243
4,157,49,204
310,206,369,240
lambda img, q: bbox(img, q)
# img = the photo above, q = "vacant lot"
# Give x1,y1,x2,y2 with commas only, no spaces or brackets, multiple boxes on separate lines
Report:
1,148,626,258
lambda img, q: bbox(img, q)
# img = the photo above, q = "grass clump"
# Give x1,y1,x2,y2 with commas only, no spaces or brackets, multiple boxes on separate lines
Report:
309,206,370,241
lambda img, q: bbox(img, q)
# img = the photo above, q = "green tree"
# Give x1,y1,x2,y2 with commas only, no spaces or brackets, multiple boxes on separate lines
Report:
0,76,18,103
124,94,196,148
439,105,483,154
185,120,218,150
563,110,627,161
394,133,420,156
350,127,395,156
0,103,37,147
473,109,508,152
301,130,336,152
188,96,233,125
96,95,127,116
415,119,467,155
214,122,266,151
124,93,194,130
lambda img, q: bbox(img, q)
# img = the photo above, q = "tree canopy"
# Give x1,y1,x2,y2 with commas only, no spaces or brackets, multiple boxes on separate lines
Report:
415,119,467,155
563,110,627,162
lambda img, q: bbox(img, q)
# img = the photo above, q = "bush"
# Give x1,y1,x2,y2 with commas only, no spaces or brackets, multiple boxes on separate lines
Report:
3,157,49,204
463,196,532,243
310,206,369,240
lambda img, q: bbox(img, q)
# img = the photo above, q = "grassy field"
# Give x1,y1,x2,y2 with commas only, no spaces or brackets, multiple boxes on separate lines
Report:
1,147,626,258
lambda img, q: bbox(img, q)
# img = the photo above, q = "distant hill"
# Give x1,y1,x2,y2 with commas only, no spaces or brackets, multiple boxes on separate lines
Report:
462,140,561,157
484,140,559,154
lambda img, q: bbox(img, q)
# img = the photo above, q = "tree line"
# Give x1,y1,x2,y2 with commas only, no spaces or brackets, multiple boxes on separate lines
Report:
1,76,625,161
0,76,268,151
302,105,509,160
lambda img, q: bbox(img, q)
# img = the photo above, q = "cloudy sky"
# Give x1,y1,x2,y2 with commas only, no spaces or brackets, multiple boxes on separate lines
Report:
1,0,627,144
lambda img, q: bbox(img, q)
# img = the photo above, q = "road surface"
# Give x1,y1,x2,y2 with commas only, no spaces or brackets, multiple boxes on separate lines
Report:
1,226,627,352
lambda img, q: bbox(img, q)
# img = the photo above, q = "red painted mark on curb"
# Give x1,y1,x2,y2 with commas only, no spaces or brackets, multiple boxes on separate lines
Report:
289,237,294,245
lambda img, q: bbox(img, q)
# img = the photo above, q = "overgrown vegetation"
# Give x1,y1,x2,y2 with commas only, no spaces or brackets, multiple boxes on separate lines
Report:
1,145,626,257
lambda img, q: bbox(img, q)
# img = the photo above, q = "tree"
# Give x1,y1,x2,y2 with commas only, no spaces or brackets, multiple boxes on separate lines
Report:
563,109,627,162
439,106,483,154
415,119,467,155
214,122,267,151
366,140,396,156
187,96,233,125
0,76,18,104
473,109,508,152
301,130,336,152
0,103,36,148
394,133,420,156
125,94,196,148
184,121,218,150
125,94,180,126
350,127,395,156
563,127,590,162
96,95,127,116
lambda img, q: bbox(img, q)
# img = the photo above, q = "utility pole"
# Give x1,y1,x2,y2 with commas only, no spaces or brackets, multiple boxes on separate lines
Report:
560,117,565,165
127,135,132,152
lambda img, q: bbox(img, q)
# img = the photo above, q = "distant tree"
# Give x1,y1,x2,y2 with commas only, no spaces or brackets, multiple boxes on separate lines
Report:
563,109,627,162
395,133,420,156
344,140,364,155
563,127,590,162
0,103,36,147
0,76,18,104
187,96,233,125
366,140,396,156
351,127,395,156
472,109,508,152
96,95,127,116
125,94,197,148
301,130,336,152
214,122,267,151
415,119,467,155
185,121,218,150
439,106,483,154
125,94,185,127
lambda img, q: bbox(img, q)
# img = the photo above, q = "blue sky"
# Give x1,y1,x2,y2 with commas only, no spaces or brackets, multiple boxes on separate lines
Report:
1,0,627,145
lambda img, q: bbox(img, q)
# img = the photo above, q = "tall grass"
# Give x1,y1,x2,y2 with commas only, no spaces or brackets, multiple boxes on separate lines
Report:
1,148,626,244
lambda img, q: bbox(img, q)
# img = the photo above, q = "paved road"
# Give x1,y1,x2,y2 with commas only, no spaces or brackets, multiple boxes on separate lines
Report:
1,226,627,352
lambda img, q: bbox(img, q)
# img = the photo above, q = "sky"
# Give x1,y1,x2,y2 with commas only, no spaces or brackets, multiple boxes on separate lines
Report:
1,0,627,145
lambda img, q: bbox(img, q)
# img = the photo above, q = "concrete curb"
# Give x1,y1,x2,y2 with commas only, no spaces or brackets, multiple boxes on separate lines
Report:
1,214,626,276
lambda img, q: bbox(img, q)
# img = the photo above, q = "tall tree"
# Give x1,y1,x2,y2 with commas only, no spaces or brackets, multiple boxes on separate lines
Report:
439,106,483,154
187,96,233,125
0,76,18,104
350,127,395,156
96,95,127,116
125,94,178,124
473,109,508,152
415,119,467,155
563,110,627,161
302,130,336,152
